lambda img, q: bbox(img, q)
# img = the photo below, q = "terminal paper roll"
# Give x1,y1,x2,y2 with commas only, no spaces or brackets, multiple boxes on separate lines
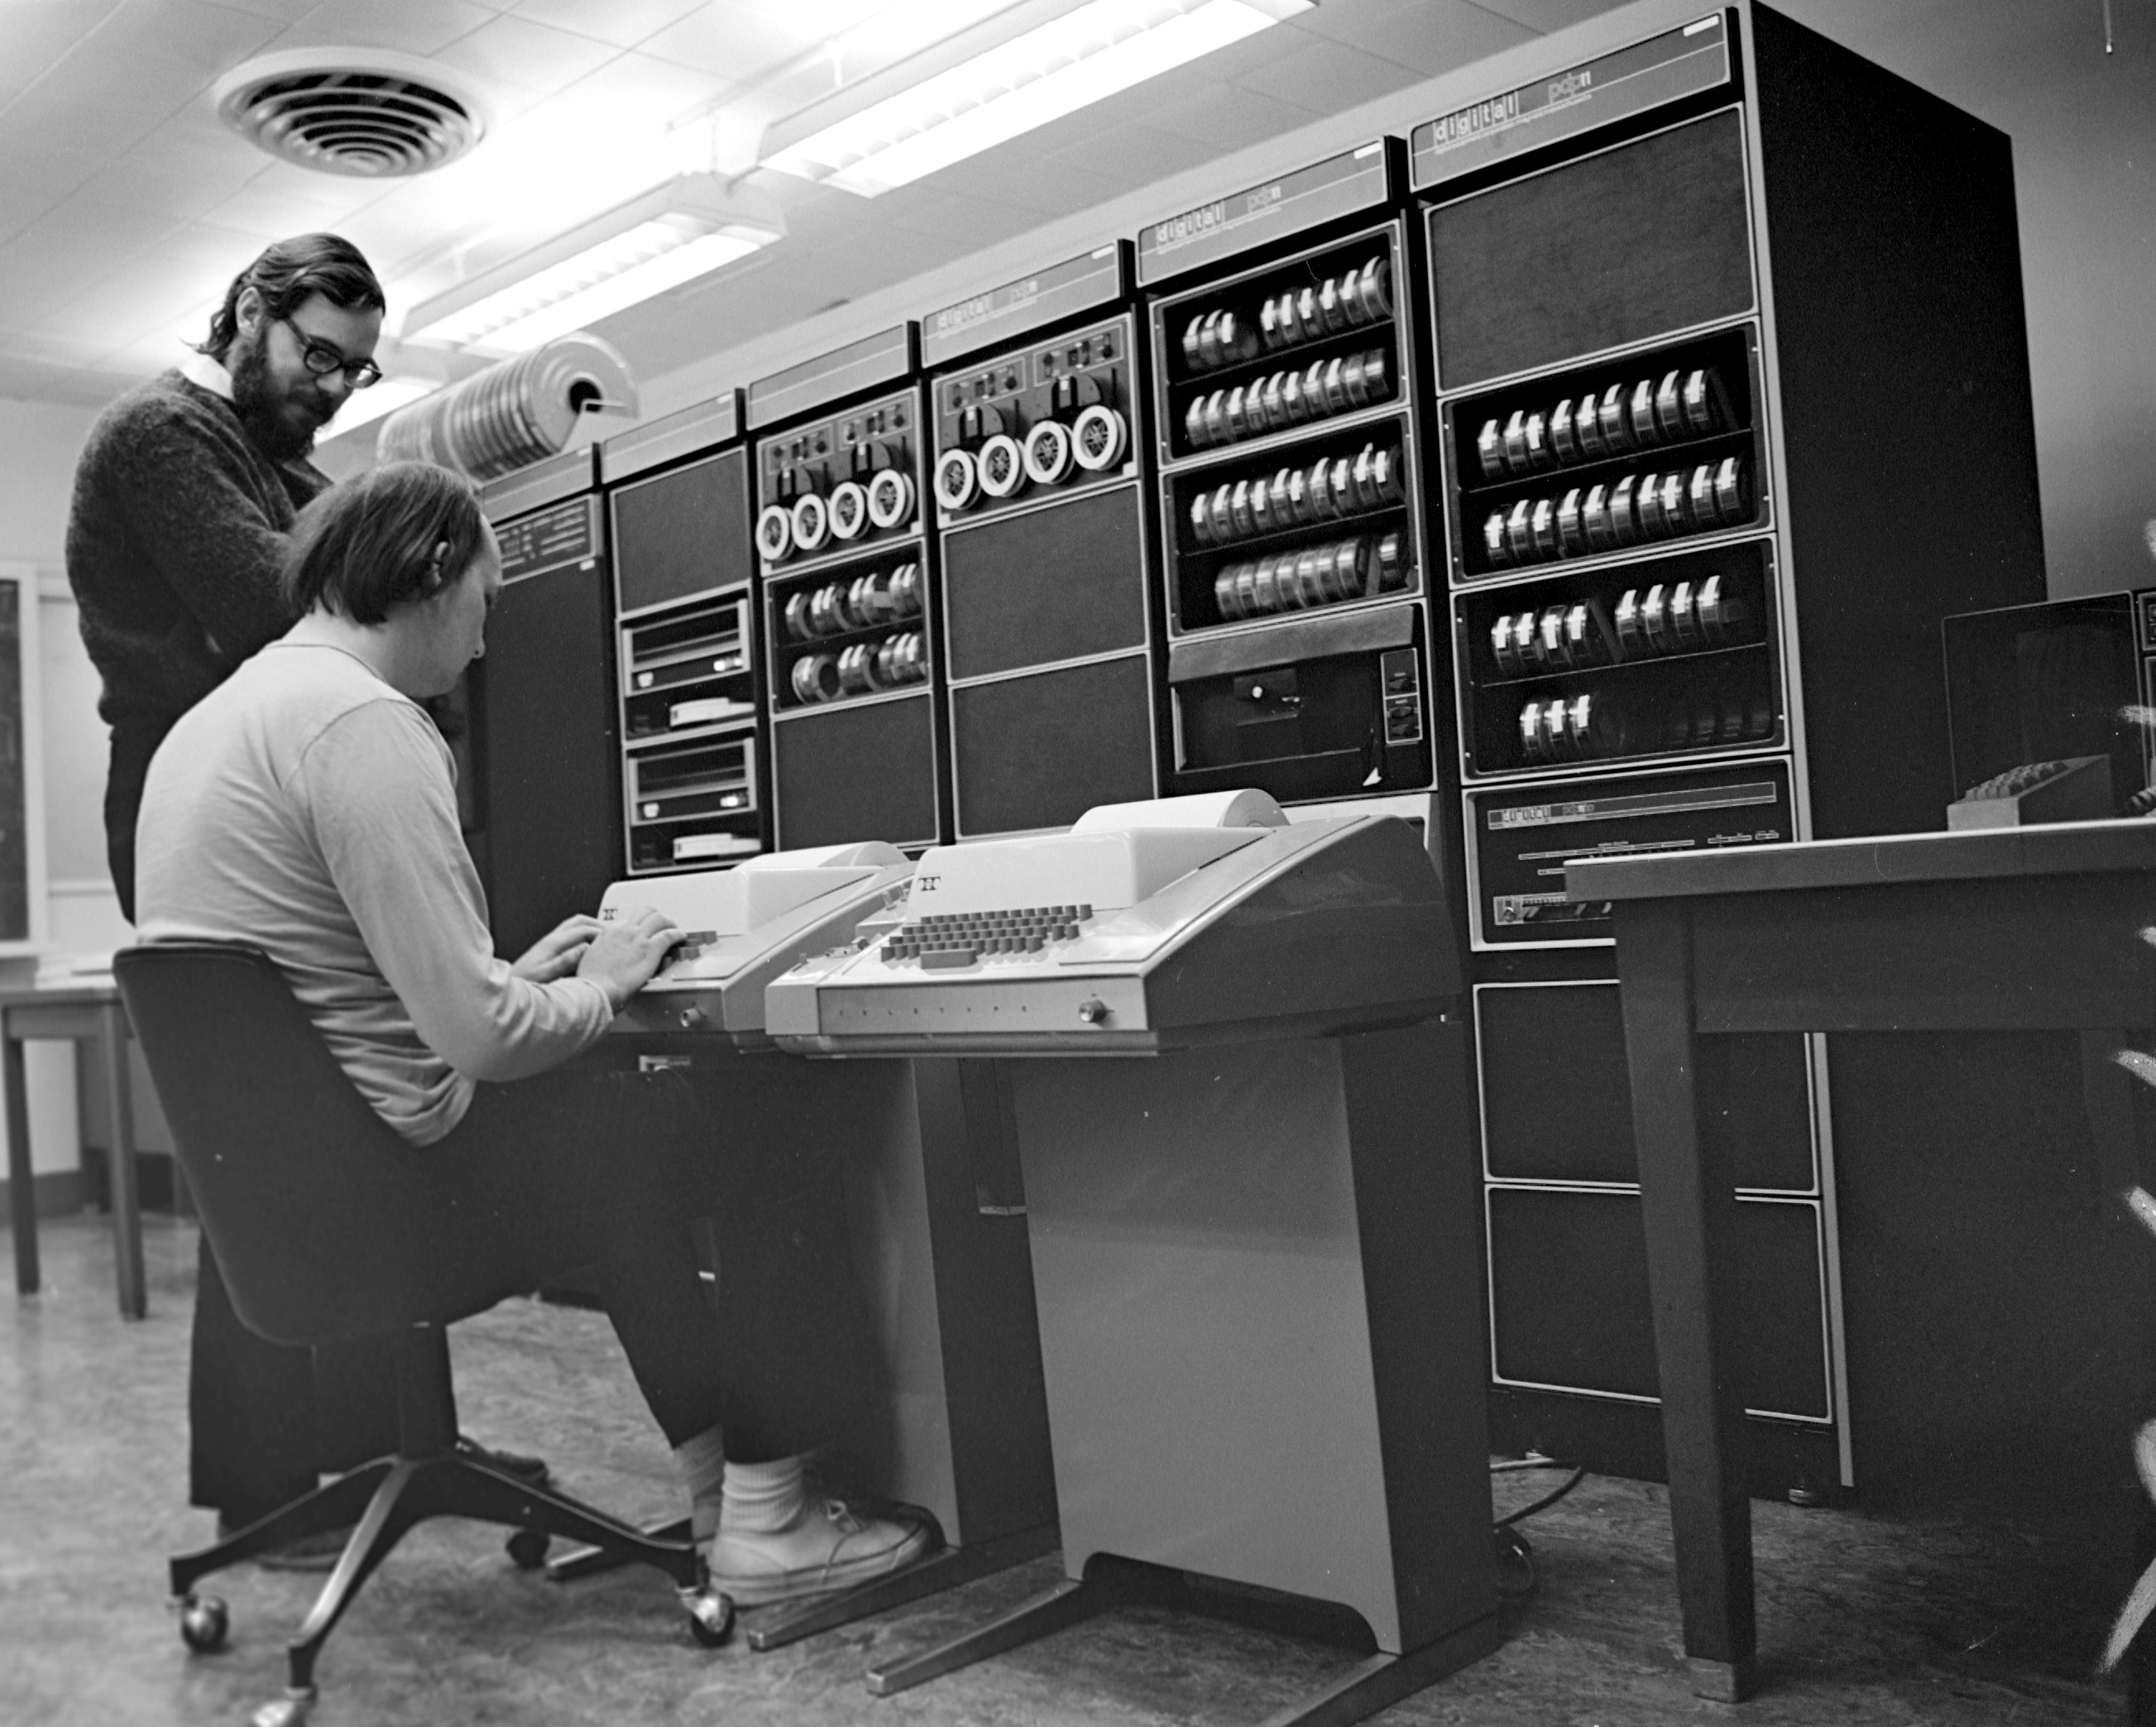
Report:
1071,789,1286,832
376,333,636,481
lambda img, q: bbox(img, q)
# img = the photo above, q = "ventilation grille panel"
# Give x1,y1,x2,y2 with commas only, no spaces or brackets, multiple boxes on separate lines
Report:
217,53,485,179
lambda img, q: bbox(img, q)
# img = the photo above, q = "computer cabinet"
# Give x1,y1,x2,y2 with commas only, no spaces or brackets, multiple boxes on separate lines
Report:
1414,2,2043,1490
1138,141,1453,823
752,327,945,852
926,244,1160,838
473,450,622,959
602,394,769,875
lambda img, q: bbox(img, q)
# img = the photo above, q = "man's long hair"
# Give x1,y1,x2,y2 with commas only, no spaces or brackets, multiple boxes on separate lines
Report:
198,234,385,361
285,463,486,625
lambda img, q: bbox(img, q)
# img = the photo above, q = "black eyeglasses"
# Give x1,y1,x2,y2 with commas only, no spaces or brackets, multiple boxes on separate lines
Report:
276,315,382,389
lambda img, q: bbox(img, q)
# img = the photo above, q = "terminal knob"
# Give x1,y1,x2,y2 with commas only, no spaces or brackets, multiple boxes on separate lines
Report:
1077,999,1109,1025
676,1006,707,1030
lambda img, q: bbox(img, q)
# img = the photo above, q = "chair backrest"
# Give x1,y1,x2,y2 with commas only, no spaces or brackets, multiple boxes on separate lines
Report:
114,941,467,1348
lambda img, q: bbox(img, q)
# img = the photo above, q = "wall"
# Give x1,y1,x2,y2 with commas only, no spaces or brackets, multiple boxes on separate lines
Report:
0,396,133,1182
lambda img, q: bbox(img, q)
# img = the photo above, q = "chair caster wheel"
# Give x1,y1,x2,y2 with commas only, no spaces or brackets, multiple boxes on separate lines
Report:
250,1685,315,1727
175,1591,228,1653
685,1587,735,1648
505,1528,550,1570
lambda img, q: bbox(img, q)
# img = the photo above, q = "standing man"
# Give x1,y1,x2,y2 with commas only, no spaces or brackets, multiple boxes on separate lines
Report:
65,234,541,1557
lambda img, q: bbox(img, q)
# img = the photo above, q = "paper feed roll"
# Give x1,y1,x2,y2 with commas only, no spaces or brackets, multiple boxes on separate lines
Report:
376,333,636,481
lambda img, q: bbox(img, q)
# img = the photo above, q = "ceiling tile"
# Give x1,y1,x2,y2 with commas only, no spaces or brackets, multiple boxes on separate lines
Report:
1231,36,1423,113
0,182,65,247
118,109,271,182
1,86,166,158
199,178,374,240
1142,80,1328,151
429,12,626,99
637,2,826,81
194,0,344,24
1036,122,1218,188
1467,0,1629,34
29,44,216,120
507,0,710,51
552,48,731,116
1310,0,1536,78
103,0,288,76
0,353,92,405
0,2,113,86
69,157,238,226
271,0,503,57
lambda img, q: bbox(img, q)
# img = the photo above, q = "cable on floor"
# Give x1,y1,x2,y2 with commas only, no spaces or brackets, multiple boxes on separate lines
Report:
1488,1453,1587,1601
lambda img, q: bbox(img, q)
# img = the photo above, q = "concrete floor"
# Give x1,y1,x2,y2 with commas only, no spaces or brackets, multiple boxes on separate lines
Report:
0,1211,2134,1726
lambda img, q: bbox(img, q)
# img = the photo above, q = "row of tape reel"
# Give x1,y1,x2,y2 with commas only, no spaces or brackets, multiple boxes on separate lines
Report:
1189,441,1404,547
933,402,1129,515
1178,256,1393,372
756,468,916,564
1182,348,1392,451
1213,531,1409,621
1488,573,1751,677
779,562,925,643
1473,365,1732,481
1517,682,1775,765
1480,456,1751,569
790,631,929,703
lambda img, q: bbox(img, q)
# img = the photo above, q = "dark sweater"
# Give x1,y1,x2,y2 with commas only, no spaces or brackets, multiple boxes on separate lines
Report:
65,370,330,730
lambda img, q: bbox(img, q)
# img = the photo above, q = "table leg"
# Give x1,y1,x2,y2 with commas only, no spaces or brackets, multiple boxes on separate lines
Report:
98,1005,145,1320
1613,901,1756,1701
5,1031,33,1297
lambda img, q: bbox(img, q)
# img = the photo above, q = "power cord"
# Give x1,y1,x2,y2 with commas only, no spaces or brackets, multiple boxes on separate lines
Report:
1489,1453,1587,1600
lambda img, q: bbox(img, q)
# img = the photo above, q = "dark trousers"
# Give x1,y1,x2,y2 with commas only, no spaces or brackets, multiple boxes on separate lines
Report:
423,1062,874,1462
111,717,401,1523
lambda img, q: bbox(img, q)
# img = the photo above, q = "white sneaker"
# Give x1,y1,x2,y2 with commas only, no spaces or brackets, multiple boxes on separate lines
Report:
705,1499,931,1606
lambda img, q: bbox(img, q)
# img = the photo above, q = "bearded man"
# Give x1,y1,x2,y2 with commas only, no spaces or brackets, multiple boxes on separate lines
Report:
65,233,544,1559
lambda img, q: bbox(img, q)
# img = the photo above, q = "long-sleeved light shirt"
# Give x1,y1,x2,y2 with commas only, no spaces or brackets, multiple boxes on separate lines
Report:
136,635,613,1144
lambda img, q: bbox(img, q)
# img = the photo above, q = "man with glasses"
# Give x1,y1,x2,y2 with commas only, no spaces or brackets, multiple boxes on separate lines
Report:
65,233,545,1564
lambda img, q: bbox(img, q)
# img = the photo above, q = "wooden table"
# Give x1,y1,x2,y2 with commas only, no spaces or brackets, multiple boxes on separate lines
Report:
1567,819,2156,1711
2,978,144,1320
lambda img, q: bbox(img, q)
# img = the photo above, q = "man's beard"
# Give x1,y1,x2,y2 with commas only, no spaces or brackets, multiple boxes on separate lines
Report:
228,330,331,463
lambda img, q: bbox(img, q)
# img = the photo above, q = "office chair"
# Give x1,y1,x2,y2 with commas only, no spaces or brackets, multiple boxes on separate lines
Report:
114,942,734,1727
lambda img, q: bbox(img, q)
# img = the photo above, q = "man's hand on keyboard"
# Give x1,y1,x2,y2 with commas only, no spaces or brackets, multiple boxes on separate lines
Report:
577,907,683,1012
512,915,604,983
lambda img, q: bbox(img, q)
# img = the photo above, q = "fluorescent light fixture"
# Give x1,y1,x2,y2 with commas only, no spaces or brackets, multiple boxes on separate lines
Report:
404,175,783,353
329,375,439,432
761,0,1313,199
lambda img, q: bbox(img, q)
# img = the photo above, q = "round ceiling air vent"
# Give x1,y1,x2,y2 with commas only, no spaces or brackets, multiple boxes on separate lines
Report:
213,50,487,178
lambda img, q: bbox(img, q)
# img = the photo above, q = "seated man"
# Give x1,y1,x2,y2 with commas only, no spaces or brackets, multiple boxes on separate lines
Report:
135,459,926,1605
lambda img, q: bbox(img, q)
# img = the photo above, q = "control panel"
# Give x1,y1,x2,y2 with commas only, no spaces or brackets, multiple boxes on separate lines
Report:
932,316,1136,520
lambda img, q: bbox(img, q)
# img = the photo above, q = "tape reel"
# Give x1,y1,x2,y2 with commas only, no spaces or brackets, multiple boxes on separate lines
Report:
1065,405,1121,472
865,468,914,530
791,653,840,704
827,480,869,541
755,504,793,564
976,433,1025,498
933,447,980,516
1023,419,1075,487
790,492,831,555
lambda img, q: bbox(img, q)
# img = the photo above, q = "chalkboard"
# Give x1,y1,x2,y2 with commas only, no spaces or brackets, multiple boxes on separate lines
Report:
0,566,44,952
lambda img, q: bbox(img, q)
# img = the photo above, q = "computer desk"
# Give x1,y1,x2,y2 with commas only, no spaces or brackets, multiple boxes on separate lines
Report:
1566,819,2156,1717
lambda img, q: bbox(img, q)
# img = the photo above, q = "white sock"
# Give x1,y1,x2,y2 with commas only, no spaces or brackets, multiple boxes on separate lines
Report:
673,1424,726,1544
719,1456,807,1536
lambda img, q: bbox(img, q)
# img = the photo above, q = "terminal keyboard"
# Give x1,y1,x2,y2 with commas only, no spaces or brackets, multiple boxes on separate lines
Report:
886,906,1093,967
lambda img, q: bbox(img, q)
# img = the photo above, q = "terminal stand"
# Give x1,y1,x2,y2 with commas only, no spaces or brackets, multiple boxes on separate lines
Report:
547,1043,1059,1638
867,1020,1500,1724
